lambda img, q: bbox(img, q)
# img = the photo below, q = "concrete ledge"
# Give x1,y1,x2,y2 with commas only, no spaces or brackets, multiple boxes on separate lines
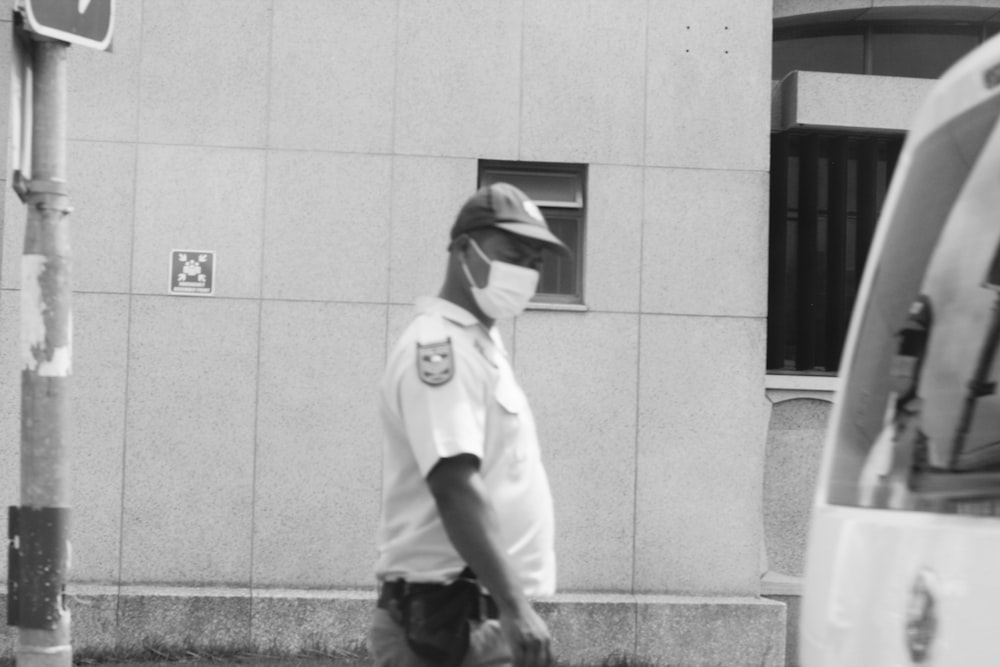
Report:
764,594,802,667
775,71,931,133
761,571,804,597
536,594,637,664
635,596,786,667
251,588,374,654
2,587,786,666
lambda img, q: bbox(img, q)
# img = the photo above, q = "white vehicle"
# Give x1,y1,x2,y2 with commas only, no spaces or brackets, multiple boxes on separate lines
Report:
800,34,1000,666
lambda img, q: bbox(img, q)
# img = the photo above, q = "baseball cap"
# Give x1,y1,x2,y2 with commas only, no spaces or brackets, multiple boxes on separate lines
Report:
451,183,572,257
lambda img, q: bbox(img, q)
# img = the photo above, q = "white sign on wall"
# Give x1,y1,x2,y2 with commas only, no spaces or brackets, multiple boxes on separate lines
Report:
169,250,215,296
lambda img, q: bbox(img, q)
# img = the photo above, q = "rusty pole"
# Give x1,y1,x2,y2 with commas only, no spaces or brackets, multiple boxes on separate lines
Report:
15,37,73,667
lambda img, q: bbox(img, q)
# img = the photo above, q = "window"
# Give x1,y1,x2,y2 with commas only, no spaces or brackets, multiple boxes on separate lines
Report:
773,29,865,79
870,25,980,79
768,131,904,374
773,21,996,80
478,161,586,305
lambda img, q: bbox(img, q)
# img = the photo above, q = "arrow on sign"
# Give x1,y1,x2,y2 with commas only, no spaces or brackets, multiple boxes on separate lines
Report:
78,0,92,13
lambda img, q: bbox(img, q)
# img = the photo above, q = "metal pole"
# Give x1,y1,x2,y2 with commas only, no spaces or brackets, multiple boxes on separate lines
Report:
16,37,72,667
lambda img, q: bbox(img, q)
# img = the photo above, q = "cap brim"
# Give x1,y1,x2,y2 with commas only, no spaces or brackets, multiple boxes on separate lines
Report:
493,222,573,258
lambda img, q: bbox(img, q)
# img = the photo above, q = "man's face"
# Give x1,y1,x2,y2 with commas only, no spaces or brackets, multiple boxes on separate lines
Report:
464,229,546,288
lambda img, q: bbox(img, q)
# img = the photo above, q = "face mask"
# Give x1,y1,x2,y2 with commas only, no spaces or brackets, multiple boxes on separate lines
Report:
461,239,539,320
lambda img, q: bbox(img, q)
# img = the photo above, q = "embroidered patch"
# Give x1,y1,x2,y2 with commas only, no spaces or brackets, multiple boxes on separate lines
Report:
417,340,454,386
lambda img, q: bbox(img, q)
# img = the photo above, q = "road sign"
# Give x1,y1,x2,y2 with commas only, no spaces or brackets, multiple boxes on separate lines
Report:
23,0,114,51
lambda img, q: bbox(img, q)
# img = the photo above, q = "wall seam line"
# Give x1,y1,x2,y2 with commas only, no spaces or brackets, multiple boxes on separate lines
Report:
631,1,653,658
517,0,526,159
247,0,278,643
114,0,148,647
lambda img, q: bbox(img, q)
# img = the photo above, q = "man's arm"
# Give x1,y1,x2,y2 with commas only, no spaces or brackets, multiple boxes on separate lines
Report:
426,454,552,667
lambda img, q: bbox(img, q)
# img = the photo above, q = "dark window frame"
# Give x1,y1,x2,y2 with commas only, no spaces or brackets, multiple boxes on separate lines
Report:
768,131,904,375
478,160,587,306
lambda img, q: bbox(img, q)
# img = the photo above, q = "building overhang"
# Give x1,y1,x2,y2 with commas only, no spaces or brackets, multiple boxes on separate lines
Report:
774,1,1000,29
772,70,932,132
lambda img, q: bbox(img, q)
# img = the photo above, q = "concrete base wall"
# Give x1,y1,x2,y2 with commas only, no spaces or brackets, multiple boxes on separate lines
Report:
764,594,801,667
1,587,786,666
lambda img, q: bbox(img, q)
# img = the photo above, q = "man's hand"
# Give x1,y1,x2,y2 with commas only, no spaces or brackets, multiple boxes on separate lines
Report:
500,600,552,667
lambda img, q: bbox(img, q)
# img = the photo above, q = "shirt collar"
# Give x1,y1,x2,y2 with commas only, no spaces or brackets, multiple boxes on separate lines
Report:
415,296,482,328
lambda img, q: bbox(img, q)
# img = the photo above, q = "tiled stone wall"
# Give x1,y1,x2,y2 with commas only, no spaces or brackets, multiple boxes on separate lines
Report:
763,398,830,577
0,0,773,604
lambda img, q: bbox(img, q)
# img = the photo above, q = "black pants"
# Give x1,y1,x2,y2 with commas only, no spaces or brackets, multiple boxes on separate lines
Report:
369,608,511,666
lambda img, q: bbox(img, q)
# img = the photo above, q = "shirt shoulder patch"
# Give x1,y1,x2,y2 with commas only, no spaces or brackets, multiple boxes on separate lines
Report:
413,312,456,386
416,339,454,386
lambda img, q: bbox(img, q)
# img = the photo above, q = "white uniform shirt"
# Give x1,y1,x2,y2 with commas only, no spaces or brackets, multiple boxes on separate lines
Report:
375,297,556,597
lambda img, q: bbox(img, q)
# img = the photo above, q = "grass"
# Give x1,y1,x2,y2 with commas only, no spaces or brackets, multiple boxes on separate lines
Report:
2,646,675,667
74,641,371,665
0,640,371,667
1,642,692,666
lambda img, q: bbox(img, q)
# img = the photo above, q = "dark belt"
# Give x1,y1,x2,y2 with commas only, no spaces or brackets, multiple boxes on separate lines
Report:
377,579,500,620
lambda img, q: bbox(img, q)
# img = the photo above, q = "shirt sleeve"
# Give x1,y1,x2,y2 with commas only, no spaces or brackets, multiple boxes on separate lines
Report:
397,338,488,477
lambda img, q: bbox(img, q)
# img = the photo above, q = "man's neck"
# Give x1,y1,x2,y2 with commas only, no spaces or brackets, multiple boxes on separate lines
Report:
438,283,494,329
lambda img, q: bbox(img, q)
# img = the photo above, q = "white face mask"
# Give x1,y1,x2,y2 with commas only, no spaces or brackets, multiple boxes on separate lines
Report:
461,238,539,320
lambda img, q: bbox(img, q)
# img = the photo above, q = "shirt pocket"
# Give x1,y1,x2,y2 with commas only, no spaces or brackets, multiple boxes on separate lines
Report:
493,374,531,477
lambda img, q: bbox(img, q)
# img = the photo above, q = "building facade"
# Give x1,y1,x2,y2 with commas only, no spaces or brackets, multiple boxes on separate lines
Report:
1,1,996,665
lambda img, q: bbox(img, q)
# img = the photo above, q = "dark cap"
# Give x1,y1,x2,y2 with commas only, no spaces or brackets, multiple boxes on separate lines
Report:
451,183,572,257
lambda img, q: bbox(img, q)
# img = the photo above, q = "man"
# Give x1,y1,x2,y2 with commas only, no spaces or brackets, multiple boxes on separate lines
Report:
371,183,568,667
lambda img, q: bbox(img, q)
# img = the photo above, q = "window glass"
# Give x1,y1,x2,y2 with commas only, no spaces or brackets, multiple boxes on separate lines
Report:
773,32,864,80
537,215,581,297
478,161,587,304
480,171,582,208
870,27,979,78
768,132,904,373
